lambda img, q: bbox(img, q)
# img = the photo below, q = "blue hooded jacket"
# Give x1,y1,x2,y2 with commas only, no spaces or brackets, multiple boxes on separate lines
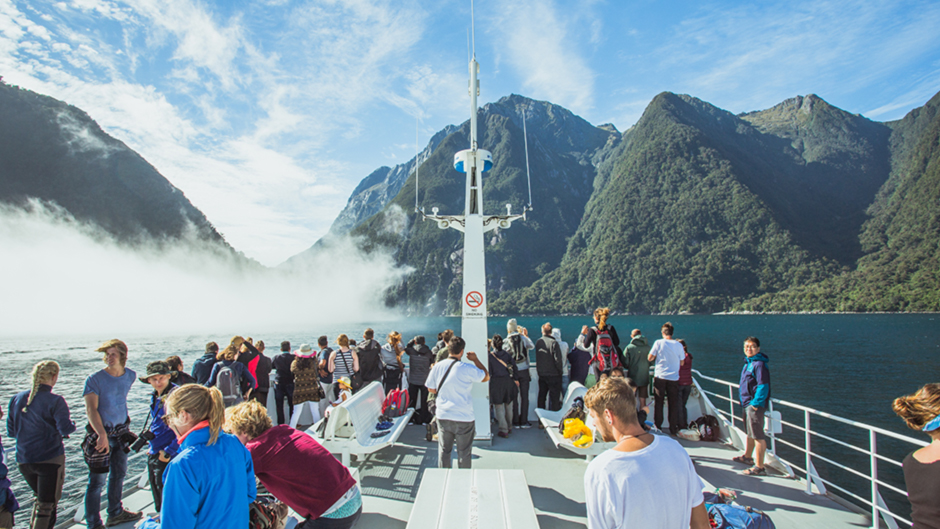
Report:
155,425,255,527
739,352,770,408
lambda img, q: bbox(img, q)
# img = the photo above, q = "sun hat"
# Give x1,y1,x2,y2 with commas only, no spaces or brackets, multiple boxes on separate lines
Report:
338,377,352,388
294,344,315,358
139,361,174,383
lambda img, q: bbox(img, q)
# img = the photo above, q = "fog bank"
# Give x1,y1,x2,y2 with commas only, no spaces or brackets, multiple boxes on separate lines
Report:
0,202,411,336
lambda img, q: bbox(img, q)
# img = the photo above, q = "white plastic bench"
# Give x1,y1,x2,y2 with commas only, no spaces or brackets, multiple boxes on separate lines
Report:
536,382,615,462
306,381,413,467
406,469,539,529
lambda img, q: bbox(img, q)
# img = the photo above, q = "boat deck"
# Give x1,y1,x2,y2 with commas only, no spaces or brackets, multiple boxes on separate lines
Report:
77,422,870,529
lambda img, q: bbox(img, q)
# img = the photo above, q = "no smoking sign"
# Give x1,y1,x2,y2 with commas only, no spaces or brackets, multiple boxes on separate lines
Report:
465,291,484,308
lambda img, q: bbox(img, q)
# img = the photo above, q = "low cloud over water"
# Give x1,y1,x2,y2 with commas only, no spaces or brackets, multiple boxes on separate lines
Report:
0,202,410,336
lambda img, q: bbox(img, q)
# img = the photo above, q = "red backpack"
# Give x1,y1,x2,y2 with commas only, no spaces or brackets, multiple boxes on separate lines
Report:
383,388,410,418
592,327,621,372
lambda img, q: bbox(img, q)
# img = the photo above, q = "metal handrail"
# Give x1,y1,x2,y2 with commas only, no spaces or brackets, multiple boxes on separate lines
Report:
691,369,925,529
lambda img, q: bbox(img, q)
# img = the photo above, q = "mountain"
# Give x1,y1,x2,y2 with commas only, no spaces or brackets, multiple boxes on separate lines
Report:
0,78,234,253
348,94,618,314
736,91,940,311
283,124,458,267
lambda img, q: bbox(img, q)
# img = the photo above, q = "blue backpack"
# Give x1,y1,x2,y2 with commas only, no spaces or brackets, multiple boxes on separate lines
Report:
707,503,775,529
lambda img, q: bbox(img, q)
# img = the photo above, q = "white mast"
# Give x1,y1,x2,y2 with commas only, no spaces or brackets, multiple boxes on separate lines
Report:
419,50,527,442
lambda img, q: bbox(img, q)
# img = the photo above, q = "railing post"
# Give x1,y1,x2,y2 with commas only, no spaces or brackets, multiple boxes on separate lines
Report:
871,430,880,529
768,400,777,455
729,386,735,428
805,409,813,495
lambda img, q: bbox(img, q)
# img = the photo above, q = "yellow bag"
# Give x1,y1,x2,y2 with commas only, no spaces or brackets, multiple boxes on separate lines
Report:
562,418,594,448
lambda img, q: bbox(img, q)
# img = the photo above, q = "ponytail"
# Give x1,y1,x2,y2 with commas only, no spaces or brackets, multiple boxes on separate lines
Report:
594,307,610,331
25,361,59,412
166,384,227,446
207,387,225,446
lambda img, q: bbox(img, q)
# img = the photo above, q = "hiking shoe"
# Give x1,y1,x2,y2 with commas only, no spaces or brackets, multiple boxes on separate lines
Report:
519,422,532,429
107,508,142,526
742,466,767,476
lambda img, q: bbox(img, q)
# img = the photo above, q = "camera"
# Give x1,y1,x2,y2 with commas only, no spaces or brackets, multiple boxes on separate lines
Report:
130,430,155,453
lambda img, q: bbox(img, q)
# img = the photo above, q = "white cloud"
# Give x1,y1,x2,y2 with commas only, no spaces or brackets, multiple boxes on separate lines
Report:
487,0,596,115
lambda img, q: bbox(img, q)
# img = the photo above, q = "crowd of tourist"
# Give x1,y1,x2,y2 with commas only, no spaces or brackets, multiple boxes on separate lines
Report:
0,316,937,529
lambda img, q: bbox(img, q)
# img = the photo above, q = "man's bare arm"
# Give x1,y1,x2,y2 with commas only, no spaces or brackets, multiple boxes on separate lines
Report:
84,393,109,453
690,502,708,529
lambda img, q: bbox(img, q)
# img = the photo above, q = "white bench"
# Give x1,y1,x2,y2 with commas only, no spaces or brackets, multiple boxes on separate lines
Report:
306,381,414,467
536,382,615,462
406,469,539,529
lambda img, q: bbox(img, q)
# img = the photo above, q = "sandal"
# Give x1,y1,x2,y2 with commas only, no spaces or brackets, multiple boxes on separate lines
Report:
732,455,754,465
742,466,767,476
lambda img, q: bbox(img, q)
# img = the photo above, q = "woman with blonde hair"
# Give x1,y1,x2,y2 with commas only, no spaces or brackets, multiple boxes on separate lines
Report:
140,385,255,529
893,383,940,528
227,400,361,529
8,360,75,529
381,331,405,393
207,342,257,406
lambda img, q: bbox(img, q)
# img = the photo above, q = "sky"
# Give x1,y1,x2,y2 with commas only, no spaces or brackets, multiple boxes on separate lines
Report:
1,0,939,266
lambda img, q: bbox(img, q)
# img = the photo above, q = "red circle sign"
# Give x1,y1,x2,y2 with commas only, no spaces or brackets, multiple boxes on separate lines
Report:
465,291,483,308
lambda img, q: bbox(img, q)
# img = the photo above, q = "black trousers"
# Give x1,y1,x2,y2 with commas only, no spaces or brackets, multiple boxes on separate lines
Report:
537,375,563,411
274,383,293,425
512,370,532,425
383,367,402,394
408,383,430,424
147,453,170,512
653,377,681,434
18,455,65,529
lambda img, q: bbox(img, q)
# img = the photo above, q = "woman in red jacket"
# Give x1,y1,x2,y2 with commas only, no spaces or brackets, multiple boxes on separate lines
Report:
226,400,361,529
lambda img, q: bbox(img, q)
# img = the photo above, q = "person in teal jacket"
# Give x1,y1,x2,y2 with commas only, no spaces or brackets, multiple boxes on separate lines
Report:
140,384,256,529
734,337,771,476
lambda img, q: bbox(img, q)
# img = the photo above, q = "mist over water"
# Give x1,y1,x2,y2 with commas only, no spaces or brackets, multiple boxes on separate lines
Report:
0,203,411,337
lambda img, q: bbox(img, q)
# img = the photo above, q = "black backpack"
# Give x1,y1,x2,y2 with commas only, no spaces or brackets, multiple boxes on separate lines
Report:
216,365,243,407
357,340,384,381
508,335,527,365
693,415,721,442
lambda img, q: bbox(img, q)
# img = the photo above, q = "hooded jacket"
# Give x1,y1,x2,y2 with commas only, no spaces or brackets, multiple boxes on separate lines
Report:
191,353,218,385
148,383,180,456
158,424,256,529
535,335,564,378
625,335,652,387
739,353,770,408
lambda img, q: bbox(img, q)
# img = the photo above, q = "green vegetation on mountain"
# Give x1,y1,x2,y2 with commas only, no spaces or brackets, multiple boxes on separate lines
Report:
0,78,232,251
350,95,616,315
736,92,940,312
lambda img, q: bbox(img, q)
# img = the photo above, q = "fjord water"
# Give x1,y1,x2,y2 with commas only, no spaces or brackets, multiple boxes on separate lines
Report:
2,314,938,521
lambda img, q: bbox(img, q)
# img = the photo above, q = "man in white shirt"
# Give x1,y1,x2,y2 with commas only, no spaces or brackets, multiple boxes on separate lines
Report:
426,336,489,468
583,377,708,529
647,322,685,435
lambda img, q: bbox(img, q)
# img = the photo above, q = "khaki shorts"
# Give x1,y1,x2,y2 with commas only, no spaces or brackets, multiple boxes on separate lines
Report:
746,406,766,441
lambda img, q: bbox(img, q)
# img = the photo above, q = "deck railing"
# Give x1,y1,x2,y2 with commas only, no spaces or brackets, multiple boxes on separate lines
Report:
691,369,926,529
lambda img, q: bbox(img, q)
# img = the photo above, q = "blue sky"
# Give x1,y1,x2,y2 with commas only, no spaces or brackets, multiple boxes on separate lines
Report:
2,0,939,266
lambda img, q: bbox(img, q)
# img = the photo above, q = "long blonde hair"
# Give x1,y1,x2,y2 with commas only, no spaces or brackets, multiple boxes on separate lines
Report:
166,385,226,446
24,360,59,412
594,307,611,330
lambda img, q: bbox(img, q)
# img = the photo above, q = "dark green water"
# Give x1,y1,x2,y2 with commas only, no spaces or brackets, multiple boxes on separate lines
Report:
2,314,938,525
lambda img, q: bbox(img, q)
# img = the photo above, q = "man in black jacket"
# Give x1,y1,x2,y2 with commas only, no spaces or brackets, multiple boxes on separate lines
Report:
535,322,564,413
191,342,219,385
271,341,294,425
405,336,434,424
357,328,384,387
165,355,197,385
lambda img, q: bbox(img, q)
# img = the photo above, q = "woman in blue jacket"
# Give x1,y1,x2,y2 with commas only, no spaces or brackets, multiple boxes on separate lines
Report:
140,384,256,529
139,361,180,512
6,360,76,529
